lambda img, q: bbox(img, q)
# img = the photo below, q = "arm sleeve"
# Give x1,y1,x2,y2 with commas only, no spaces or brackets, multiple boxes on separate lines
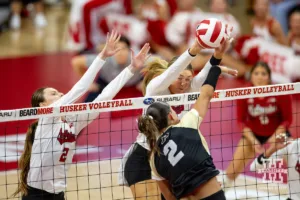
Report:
278,95,293,129
146,50,194,95
174,109,203,129
190,56,222,92
75,67,134,132
51,57,105,107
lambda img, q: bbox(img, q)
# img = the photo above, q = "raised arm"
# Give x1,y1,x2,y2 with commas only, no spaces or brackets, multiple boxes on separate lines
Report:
193,66,221,119
190,32,238,92
51,30,122,107
75,43,151,131
146,41,202,95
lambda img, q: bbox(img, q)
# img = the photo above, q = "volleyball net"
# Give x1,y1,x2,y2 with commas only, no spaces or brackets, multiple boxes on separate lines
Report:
0,82,300,200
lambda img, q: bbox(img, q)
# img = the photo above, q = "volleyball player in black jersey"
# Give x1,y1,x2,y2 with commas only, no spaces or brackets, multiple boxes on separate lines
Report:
138,65,226,200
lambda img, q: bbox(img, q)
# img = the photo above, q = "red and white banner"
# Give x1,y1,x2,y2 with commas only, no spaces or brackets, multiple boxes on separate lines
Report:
0,83,299,122
238,37,300,83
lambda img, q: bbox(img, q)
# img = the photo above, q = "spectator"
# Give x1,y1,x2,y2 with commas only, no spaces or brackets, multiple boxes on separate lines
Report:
269,0,300,34
224,61,293,190
72,36,143,102
251,0,287,45
209,0,241,37
165,0,201,54
288,9,300,55
10,0,47,30
136,0,177,60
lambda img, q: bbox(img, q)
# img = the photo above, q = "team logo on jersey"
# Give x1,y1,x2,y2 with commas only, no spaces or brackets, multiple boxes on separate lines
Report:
57,128,76,145
143,98,155,105
257,158,287,183
160,132,169,145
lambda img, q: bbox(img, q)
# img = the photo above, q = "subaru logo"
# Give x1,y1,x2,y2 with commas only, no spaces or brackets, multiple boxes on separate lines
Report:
143,98,155,105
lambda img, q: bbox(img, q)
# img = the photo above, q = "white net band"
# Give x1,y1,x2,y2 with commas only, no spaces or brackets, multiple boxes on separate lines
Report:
0,83,298,122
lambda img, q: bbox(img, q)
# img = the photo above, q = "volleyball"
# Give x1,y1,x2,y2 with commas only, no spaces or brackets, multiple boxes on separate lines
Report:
196,18,226,49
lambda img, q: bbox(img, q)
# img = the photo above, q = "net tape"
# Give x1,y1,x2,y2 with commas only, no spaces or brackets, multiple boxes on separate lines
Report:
0,83,298,122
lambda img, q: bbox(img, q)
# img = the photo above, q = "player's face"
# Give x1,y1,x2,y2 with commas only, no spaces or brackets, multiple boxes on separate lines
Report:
169,70,193,94
210,0,227,13
290,13,300,35
40,88,63,106
254,0,269,18
250,66,270,86
114,41,130,66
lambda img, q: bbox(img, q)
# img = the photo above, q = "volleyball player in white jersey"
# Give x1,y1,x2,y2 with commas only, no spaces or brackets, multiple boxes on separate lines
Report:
250,135,300,200
119,35,237,199
12,31,151,200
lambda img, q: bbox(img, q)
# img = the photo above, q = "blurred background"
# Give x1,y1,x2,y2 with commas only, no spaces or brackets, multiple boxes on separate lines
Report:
0,0,300,109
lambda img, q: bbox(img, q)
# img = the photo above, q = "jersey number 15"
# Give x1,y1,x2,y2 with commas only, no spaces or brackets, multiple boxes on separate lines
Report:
163,140,184,166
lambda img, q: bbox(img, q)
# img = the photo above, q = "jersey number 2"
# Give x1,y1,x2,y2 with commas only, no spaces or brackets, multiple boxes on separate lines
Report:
59,147,69,162
163,140,184,166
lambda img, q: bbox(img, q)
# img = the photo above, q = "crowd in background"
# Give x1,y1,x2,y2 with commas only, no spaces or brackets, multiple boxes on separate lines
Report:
66,0,300,102
0,0,300,100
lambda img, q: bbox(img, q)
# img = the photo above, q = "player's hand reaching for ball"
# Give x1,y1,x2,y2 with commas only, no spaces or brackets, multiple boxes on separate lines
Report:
128,43,151,73
189,39,204,56
99,30,122,59
214,24,233,59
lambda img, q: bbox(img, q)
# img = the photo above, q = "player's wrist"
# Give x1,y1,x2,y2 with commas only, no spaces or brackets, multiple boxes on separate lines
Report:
188,48,197,57
98,52,107,60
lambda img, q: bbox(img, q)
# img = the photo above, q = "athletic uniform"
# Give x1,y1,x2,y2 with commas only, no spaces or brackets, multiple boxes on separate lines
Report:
25,57,135,199
150,109,220,199
237,95,293,144
119,50,222,186
252,17,276,43
250,139,300,200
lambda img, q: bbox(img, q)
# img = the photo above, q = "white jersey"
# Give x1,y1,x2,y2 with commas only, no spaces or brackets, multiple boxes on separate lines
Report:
239,37,300,83
136,50,215,149
250,139,300,200
27,57,134,193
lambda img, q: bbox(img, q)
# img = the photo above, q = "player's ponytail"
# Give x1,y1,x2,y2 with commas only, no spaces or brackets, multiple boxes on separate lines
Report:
138,102,171,156
12,121,38,197
141,58,168,95
138,115,161,156
13,87,46,197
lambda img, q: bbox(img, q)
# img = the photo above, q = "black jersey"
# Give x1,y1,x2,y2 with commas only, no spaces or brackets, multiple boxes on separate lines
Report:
150,109,219,199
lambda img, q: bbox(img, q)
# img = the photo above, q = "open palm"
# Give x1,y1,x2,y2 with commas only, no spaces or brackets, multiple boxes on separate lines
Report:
215,24,234,55
100,30,121,58
130,43,151,72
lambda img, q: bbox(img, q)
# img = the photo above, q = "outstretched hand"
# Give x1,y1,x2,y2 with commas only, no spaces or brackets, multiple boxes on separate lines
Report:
214,24,234,59
99,30,121,59
129,43,151,73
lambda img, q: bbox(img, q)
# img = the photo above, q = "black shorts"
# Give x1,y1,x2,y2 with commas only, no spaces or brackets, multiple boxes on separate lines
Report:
243,131,291,145
124,143,152,186
201,190,226,200
22,186,65,200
